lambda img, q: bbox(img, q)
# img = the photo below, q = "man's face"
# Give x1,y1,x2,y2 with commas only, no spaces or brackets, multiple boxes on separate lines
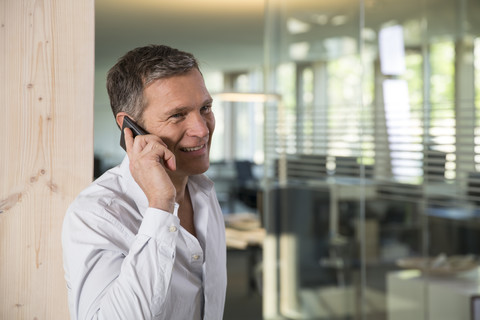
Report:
140,69,215,179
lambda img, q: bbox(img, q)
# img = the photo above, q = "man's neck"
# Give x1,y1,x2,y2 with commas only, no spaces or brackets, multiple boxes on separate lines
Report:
169,173,189,204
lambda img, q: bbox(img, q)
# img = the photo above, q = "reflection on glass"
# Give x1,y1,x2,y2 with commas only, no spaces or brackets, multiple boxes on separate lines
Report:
264,0,480,319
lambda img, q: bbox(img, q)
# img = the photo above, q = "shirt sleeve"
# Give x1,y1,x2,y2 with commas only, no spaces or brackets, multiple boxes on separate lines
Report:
62,204,181,320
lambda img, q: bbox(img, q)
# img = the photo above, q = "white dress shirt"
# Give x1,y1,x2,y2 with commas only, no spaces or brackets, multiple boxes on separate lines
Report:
62,156,227,320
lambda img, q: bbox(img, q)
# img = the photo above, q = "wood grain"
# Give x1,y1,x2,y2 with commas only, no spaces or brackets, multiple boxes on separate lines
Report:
0,0,94,319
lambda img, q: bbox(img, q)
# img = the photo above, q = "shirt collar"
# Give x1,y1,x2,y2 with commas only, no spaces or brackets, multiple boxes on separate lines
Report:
188,174,215,197
119,155,149,216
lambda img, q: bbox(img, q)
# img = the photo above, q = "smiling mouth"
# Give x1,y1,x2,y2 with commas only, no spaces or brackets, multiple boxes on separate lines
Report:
181,144,205,152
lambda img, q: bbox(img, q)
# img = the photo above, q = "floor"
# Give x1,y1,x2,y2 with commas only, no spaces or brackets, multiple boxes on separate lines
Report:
224,249,263,320
221,237,391,320
218,197,392,320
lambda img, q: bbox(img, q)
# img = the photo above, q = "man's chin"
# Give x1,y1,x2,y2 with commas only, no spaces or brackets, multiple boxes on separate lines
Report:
177,161,210,177
194,163,210,175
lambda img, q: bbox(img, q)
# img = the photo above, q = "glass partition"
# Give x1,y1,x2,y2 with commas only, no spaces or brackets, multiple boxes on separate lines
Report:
263,0,480,319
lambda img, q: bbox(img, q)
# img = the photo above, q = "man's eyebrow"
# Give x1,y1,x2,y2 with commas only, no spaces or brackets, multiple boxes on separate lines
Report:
165,106,190,116
164,98,214,116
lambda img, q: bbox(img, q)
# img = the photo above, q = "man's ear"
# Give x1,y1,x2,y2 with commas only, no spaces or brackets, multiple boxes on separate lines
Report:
116,112,129,129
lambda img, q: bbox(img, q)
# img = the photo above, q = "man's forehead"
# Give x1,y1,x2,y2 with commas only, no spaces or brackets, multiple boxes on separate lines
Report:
143,78,211,113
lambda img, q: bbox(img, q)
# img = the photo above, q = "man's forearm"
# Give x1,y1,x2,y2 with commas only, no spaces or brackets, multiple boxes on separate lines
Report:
63,207,180,320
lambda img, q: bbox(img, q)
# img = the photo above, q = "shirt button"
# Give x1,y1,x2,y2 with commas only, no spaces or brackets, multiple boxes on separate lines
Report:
192,254,200,261
169,225,177,232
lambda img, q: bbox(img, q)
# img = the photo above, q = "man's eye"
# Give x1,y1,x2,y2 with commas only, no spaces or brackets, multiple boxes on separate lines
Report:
170,113,183,119
201,105,212,113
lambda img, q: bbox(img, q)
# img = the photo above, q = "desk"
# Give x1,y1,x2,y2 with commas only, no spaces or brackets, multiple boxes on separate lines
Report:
225,226,265,250
224,213,265,295
224,212,265,250
387,269,480,320
426,206,480,222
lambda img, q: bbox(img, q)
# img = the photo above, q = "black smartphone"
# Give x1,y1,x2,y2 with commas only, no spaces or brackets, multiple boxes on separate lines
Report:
120,117,149,151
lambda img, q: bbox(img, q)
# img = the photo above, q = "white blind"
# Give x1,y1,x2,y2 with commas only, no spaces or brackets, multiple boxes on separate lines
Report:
264,39,479,210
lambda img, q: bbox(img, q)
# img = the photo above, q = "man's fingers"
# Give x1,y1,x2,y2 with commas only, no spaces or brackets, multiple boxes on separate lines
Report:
128,133,176,172
162,149,176,171
124,128,134,153
148,141,176,172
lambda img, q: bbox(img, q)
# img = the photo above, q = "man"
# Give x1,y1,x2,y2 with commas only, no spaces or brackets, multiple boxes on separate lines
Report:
62,45,227,320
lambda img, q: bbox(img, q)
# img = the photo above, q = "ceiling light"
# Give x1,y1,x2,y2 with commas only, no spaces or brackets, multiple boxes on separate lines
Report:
289,42,310,60
331,15,348,26
286,18,311,34
312,13,329,25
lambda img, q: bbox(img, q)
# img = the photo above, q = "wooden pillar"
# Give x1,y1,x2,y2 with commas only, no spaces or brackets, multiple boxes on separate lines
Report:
0,0,94,319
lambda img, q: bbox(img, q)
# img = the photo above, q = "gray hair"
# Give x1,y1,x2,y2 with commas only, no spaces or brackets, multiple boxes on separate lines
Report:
106,44,199,126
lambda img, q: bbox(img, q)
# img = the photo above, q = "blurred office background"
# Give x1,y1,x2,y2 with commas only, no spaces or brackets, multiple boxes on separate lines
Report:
95,0,480,319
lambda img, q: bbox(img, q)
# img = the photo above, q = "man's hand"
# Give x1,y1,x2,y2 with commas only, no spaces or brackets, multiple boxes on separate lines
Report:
124,127,177,213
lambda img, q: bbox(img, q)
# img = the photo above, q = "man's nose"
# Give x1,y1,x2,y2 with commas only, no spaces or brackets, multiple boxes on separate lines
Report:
186,112,209,137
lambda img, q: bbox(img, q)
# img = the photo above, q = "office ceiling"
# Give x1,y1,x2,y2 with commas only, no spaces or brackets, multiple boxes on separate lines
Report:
95,0,480,74
95,0,265,73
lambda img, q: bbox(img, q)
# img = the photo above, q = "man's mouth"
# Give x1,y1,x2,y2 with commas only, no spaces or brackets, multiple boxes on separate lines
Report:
181,144,205,152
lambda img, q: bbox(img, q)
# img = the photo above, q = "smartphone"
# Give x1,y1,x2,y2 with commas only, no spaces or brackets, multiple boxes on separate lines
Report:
120,117,149,151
